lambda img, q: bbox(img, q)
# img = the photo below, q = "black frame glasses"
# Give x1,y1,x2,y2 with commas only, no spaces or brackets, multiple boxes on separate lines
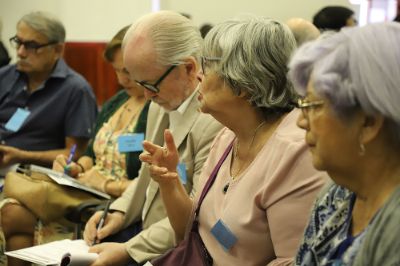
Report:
201,56,221,75
297,98,324,117
135,65,177,93
9,36,58,53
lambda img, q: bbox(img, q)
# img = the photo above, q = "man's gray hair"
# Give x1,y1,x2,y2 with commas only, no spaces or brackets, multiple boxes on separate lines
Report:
126,11,202,65
18,11,65,43
289,22,400,145
203,16,297,117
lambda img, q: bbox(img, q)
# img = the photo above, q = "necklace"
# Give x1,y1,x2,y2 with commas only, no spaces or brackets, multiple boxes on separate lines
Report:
223,120,267,194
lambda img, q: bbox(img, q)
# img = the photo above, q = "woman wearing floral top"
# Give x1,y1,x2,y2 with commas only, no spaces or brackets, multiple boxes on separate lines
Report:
289,22,400,266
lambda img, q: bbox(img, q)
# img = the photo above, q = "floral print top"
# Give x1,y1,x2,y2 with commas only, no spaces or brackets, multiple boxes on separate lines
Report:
295,184,372,266
92,116,137,180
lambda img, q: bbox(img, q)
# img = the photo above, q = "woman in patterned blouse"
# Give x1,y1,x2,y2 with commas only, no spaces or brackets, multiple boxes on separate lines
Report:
289,22,400,266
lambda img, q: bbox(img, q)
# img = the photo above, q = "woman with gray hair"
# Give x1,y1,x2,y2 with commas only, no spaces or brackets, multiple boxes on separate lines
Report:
289,22,400,265
140,17,327,265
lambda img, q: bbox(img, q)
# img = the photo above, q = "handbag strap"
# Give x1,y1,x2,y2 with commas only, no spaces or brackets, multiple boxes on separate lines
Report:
194,138,235,217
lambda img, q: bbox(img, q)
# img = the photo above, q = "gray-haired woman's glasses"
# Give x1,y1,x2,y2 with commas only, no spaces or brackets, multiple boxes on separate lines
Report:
201,56,221,75
297,98,324,117
135,65,177,93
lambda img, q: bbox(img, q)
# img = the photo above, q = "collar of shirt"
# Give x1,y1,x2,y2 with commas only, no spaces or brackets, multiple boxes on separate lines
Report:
16,58,69,80
15,59,69,93
166,89,197,134
50,58,70,79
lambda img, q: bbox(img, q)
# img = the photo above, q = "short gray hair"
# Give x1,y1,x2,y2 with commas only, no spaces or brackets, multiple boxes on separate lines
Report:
203,16,297,117
127,11,202,65
18,11,65,43
289,22,400,145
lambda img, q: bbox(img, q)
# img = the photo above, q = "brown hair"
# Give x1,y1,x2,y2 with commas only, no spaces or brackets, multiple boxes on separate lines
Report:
103,25,130,62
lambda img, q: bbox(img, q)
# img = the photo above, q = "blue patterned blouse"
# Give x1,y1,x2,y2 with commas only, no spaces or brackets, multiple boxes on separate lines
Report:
295,184,371,266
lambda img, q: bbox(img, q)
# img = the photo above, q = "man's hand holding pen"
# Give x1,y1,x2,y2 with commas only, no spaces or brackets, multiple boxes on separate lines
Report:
83,204,125,246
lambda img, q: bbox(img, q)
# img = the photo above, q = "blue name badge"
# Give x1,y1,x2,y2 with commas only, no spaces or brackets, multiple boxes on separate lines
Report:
176,162,187,184
5,108,31,132
118,133,144,153
211,219,238,251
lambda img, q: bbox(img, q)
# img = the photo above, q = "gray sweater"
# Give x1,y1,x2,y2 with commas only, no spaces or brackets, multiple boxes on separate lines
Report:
353,185,400,266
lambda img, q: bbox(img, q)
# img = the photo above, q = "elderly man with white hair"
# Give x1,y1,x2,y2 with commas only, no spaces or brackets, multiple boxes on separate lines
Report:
83,11,222,266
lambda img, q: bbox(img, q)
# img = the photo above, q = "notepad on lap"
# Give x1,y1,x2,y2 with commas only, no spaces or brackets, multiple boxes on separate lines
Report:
5,239,98,266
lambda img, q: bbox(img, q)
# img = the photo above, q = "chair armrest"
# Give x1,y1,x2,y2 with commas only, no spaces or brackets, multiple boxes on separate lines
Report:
65,199,106,224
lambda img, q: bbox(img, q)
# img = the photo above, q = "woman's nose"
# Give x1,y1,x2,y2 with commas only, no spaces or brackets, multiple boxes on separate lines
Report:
296,110,309,130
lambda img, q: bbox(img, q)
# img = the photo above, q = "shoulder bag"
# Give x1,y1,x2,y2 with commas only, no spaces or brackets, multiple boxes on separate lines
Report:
151,140,234,266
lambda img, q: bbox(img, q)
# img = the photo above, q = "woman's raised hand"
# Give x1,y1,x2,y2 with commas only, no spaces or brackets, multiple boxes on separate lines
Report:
140,129,180,183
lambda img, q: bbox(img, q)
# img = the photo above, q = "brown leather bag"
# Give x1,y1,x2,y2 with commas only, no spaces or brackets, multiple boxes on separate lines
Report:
3,169,96,224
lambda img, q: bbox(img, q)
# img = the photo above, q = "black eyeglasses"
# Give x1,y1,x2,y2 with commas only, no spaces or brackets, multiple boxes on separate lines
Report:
201,56,221,75
9,36,58,53
135,65,177,93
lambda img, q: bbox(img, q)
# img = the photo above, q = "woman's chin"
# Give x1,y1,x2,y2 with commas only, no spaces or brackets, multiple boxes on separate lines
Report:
311,155,325,171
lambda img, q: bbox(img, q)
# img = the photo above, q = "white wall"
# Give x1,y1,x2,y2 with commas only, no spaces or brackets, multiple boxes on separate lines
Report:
0,0,151,41
0,0,152,61
0,0,358,62
161,0,355,27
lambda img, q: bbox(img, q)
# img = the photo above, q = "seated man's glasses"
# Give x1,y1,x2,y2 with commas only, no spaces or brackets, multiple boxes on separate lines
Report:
297,98,324,117
9,36,58,54
135,65,177,93
201,56,221,75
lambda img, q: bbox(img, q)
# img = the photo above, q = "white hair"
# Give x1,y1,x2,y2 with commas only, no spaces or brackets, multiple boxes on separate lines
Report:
124,11,202,66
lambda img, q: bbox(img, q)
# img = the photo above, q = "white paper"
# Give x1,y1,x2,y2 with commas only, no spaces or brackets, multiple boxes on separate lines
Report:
5,239,98,266
29,164,110,199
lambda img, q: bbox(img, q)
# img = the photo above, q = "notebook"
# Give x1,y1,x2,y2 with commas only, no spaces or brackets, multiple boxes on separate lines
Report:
5,239,98,266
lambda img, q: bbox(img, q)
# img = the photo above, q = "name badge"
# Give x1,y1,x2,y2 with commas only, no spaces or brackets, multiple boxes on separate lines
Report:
176,162,187,184
211,219,238,251
118,133,144,153
5,108,31,132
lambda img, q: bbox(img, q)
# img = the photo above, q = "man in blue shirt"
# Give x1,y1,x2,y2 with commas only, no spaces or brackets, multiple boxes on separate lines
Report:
0,11,97,172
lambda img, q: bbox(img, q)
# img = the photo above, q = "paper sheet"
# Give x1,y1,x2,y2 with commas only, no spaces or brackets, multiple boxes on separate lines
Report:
5,239,98,266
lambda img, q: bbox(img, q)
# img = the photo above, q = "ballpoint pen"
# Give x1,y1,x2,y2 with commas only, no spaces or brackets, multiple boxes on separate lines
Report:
93,200,112,245
64,144,77,174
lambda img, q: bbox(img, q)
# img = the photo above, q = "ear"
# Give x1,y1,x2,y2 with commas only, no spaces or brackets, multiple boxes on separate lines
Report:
359,113,385,145
54,43,65,57
183,56,199,82
238,90,249,99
